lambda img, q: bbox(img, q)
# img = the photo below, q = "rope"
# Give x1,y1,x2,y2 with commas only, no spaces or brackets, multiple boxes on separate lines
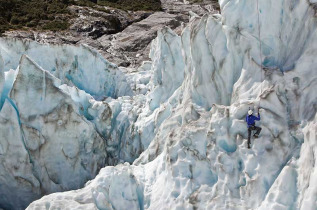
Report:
256,0,263,109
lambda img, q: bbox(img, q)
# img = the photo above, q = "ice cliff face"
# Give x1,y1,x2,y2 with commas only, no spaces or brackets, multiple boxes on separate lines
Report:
0,41,135,209
0,56,108,209
0,38,133,99
0,0,316,209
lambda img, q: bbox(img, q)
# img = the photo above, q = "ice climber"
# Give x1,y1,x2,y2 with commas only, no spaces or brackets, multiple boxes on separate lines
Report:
246,109,262,149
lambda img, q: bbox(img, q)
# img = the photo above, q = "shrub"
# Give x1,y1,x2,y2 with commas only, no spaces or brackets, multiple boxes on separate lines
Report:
42,20,70,31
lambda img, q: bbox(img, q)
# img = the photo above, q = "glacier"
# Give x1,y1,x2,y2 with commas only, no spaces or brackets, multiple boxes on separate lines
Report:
0,0,316,209
0,38,133,99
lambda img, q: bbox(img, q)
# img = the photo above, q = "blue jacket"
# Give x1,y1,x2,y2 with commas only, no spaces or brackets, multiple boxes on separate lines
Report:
246,114,260,128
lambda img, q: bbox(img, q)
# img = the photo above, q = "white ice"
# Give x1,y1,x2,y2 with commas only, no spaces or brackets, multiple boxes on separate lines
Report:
0,55,108,209
0,0,316,209
0,38,133,99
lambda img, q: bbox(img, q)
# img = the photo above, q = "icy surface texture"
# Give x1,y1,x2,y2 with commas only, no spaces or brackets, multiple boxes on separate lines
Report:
0,55,108,209
105,28,186,163
0,38,133,99
147,27,185,110
2,0,317,209
0,32,177,208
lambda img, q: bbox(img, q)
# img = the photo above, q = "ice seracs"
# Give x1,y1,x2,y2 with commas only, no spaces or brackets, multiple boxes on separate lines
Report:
0,38,133,99
28,0,316,209
1,0,317,209
0,55,108,209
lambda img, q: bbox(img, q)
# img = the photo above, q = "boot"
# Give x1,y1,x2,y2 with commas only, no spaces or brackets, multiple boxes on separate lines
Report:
253,134,259,138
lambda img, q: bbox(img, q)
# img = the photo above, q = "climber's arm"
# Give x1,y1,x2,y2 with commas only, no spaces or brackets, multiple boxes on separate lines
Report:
255,113,260,121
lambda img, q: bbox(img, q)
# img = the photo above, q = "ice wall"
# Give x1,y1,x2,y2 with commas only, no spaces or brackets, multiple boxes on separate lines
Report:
0,55,109,209
106,27,186,163
2,0,317,209
0,38,133,99
0,25,186,209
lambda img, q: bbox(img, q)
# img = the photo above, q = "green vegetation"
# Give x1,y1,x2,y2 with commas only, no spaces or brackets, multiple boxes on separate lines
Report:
0,0,72,33
0,0,161,35
42,20,70,31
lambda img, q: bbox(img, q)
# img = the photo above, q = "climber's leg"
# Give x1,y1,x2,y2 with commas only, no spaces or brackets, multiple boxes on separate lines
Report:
247,127,252,148
253,126,262,138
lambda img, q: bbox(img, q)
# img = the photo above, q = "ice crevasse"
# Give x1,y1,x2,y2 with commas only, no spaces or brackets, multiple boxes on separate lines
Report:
0,0,316,209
